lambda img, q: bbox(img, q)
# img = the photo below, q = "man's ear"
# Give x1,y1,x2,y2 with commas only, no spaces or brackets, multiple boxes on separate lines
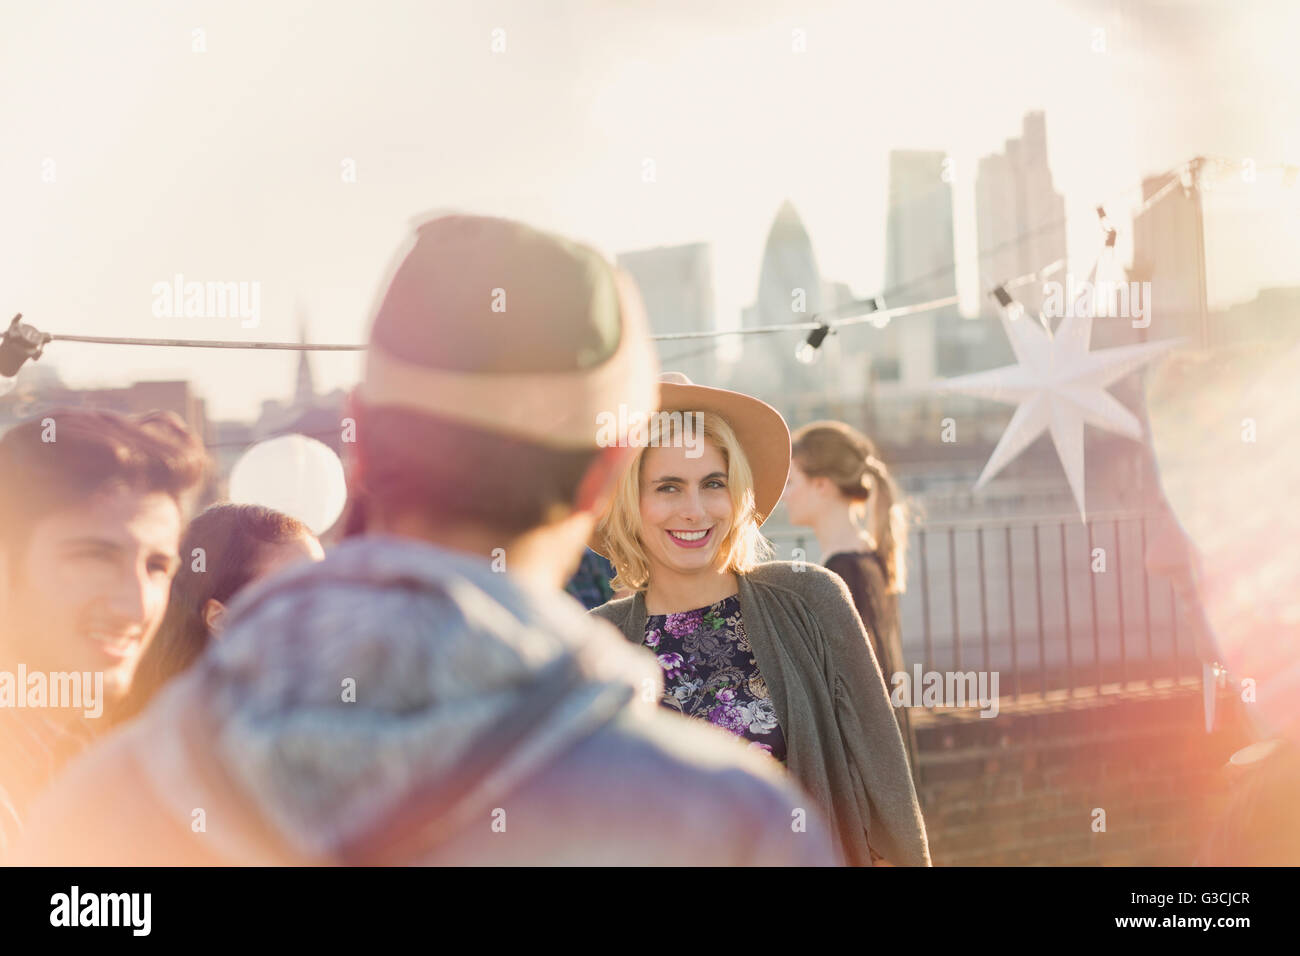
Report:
573,444,637,516
202,598,228,636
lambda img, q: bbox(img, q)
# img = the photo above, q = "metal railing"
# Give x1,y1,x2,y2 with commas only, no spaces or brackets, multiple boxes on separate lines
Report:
768,510,1201,702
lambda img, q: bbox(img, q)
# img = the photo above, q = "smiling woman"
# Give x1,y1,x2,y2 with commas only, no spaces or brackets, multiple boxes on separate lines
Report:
598,409,768,599
589,373,931,867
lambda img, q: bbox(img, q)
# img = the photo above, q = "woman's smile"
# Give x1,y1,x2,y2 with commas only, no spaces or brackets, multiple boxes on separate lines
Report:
666,526,714,548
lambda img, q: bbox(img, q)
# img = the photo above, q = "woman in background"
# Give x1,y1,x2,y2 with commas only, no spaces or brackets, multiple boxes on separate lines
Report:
113,503,324,723
784,421,915,770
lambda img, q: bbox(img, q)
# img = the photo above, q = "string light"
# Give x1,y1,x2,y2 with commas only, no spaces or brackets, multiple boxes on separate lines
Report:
794,324,831,365
0,315,50,378
869,296,890,329
1,154,1249,382
988,284,1025,323
1096,205,1118,248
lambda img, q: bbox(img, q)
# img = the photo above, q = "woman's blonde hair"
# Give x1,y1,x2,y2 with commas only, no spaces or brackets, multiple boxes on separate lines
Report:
791,420,909,594
597,411,772,592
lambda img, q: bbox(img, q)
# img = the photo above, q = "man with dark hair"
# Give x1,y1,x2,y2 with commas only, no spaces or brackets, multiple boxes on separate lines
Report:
13,216,837,865
0,409,208,853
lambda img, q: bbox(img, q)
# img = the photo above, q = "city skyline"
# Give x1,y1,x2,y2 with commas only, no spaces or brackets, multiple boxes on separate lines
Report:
4,1,1298,418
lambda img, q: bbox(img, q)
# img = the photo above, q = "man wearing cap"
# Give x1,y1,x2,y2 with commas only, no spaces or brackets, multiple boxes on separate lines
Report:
10,215,837,866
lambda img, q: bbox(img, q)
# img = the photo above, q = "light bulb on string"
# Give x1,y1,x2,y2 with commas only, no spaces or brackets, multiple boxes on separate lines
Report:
870,296,890,329
1,314,49,386
795,324,831,365
1087,207,1127,319
989,285,1024,322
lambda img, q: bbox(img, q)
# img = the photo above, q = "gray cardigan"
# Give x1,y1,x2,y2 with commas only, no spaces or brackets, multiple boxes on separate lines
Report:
591,561,931,867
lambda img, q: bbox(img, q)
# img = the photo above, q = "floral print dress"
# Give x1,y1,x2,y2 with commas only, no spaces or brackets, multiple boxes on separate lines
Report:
643,595,788,764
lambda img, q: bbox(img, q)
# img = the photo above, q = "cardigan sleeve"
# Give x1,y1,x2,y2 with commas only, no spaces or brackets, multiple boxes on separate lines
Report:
589,595,630,625
803,568,932,866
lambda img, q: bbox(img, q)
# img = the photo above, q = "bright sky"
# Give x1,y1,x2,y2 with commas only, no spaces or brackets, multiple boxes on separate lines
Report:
3,0,1297,419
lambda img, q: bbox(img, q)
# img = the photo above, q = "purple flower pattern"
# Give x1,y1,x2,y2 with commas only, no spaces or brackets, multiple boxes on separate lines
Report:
643,595,787,764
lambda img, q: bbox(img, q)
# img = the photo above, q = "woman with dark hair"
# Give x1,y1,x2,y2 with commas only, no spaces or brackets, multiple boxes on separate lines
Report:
784,420,915,770
113,503,323,723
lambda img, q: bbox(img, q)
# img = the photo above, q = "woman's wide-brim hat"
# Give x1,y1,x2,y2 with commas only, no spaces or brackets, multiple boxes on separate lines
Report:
590,372,791,556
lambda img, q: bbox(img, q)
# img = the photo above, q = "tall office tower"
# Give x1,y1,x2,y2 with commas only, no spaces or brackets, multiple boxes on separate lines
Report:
744,201,826,399
884,150,959,386
1131,168,1208,348
617,242,718,386
975,112,1067,322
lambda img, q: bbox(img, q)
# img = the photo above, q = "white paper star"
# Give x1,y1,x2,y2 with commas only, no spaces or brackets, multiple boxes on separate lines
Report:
936,308,1179,520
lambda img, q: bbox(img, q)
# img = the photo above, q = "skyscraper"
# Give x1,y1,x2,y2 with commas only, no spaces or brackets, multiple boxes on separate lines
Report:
1130,167,1208,348
742,201,825,399
975,112,1067,321
617,242,717,386
883,150,959,386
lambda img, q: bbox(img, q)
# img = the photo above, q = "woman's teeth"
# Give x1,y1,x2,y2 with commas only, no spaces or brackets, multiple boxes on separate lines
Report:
668,529,709,541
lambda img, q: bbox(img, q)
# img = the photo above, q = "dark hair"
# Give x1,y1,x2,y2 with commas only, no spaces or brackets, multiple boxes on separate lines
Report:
352,406,600,538
0,408,209,559
113,503,312,723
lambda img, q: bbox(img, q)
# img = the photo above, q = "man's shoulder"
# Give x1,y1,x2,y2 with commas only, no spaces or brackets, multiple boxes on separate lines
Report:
576,713,789,805
516,709,838,864
13,701,837,866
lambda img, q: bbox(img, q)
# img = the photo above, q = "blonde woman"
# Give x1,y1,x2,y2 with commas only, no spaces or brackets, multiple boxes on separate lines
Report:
784,421,914,766
591,373,930,867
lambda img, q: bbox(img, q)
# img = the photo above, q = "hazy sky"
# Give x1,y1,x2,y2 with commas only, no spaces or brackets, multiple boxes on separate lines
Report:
3,0,1297,418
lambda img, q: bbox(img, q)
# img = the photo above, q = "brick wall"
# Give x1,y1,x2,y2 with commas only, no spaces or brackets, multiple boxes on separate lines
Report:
911,685,1253,865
